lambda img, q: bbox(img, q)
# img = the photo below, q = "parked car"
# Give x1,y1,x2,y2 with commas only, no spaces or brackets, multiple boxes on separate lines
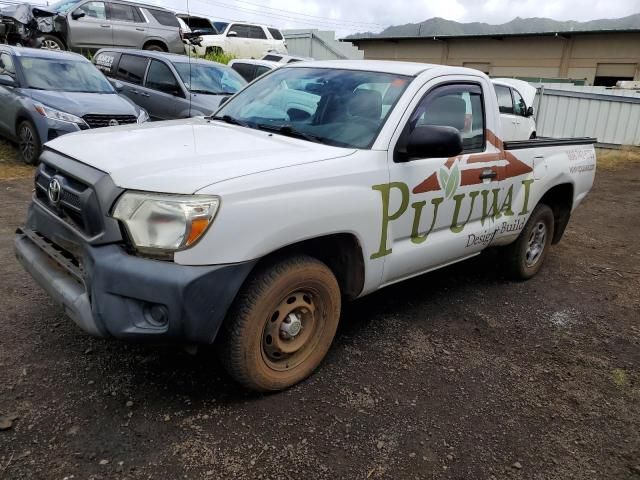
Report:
229,54,312,82
492,78,537,140
28,0,184,53
0,46,147,164
15,60,597,392
93,48,246,119
190,22,287,58
176,14,217,38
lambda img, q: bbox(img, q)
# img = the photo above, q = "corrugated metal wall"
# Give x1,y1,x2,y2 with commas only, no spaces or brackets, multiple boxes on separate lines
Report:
533,85,640,146
283,29,364,60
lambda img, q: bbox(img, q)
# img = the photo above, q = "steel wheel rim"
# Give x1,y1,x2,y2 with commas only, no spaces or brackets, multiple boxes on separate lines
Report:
19,126,35,163
261,289,324,371
525,221,547,267
41,39,61,50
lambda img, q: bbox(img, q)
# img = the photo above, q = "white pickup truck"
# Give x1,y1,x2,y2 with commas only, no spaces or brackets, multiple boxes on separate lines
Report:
15,60,597,391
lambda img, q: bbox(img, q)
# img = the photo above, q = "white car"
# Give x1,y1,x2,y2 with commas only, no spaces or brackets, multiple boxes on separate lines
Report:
16,61,597,392
191,22,287,58
229,54,310,82
493,78,538,140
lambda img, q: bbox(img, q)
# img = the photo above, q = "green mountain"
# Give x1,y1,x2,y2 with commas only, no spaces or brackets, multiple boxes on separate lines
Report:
347,14,640,39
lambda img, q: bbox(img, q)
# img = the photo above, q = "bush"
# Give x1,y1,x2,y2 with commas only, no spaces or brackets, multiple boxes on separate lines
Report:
199,50,235,65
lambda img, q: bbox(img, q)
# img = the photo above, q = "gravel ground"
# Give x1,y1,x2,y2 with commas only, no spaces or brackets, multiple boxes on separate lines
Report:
0,157,639,480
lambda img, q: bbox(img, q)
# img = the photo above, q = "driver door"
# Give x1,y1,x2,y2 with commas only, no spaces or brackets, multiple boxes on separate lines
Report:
68,1,112,49
380,80,503,285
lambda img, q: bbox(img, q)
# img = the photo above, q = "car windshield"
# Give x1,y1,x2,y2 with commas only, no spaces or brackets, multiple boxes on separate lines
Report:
174,62,246,94
50,0,80,13
214,67,412,149
19,57,114,93
213,22,228,33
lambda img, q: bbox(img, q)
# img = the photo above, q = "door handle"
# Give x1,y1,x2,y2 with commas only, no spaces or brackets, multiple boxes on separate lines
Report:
479,168,497,180
140,92,150,97
129,89,139,94
136,27,144,31
100,24,111,28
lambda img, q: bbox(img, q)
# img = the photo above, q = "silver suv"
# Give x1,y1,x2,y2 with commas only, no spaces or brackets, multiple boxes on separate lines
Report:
38,0,183,54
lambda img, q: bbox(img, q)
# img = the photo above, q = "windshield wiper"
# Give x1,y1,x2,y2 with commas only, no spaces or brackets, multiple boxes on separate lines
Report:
209,114,251,127
255,123,322,143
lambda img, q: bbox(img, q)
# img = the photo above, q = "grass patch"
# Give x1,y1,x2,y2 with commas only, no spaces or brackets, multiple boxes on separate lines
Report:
200,51,236,65
596,146,640,170
0,139,34,180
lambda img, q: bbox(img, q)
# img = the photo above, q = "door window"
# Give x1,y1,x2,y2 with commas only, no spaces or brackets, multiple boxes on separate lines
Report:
229,24,250,38
109,3,139,22
116,54,148,85
145,60,180,95
0,53,16,77
75,1,106,19
512,89,527,116
268,28,283,40
254,65,271,78
249,26,267,39
495,85,513,114
410,83,485,153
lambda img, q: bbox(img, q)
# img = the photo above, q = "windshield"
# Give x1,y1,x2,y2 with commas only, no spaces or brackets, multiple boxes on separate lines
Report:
174,62,246,94
50,0,80,13
215,67,412,149
213,22,228,33
19,57,114,93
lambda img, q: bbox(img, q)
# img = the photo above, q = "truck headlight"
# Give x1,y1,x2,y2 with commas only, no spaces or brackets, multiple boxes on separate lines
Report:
112,192,220,253
34,103,86,126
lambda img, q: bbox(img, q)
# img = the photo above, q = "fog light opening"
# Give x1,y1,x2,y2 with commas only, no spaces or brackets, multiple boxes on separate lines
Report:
144,304,169,327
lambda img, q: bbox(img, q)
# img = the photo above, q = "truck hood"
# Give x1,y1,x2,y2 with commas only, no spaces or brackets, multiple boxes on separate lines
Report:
27,90,142,117
45,117,356,193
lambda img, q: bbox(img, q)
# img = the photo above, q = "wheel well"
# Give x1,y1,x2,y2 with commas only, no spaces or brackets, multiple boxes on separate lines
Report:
539,183,573,244
15,115,31,136
143,40,168,51
256,234,365,300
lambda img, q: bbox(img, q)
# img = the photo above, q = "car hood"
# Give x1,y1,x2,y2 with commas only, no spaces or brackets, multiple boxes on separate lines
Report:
189,93,229,115
45,117,356,194
26,90,141,117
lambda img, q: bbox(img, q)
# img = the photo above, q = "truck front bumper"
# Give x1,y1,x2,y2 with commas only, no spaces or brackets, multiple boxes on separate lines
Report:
14,226,255,344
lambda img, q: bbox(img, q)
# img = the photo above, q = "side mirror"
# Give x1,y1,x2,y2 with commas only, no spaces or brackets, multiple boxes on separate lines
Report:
526,106,534,117
405,125,463,160
227,30,237,37
71,10,85,20
0,74,17,88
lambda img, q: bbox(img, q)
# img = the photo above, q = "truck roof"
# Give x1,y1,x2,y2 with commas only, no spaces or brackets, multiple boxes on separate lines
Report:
285,60,489,78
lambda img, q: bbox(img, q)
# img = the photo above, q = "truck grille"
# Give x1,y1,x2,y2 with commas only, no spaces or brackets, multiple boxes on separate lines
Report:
34,163,102,237
82,114,137,129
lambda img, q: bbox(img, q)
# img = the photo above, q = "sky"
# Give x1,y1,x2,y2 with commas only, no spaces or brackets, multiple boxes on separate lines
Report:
151,0,640,36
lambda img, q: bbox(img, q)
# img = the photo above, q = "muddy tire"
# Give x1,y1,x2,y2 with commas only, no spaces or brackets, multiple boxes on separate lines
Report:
40,34,65,51
220,255,341,392
17,120,41,165
503,204,555,280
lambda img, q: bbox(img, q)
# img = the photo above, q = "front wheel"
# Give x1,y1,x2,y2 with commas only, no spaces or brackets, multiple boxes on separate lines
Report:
40,34,65,51
503,204,555,280
220,255,341,392
17,120,41,165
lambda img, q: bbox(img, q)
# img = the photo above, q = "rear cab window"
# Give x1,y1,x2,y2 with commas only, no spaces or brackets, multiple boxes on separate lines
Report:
116,54,149,85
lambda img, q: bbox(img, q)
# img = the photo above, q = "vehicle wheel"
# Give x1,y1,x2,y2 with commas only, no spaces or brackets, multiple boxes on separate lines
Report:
220,255,341,392
143,43,167,52
503,204,554,280
17,121,41,165
40,34,65,51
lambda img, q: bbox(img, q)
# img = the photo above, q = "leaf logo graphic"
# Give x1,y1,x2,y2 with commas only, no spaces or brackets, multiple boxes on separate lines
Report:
439,163,460,199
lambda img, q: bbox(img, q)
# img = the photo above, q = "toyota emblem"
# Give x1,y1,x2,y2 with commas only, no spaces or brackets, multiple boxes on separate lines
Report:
108,119,119,126
47,178,61,205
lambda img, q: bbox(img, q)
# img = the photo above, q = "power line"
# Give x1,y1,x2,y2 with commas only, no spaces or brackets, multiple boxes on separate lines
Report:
191,0,384,30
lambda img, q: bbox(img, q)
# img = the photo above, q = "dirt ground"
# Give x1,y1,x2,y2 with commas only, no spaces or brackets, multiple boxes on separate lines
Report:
0,142,639,479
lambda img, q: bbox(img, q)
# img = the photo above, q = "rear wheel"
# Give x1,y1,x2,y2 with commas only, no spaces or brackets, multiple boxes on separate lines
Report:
220,255,341,392
17,121,41,165
40,34,65,51
143,43,167,52
503,204,554,280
